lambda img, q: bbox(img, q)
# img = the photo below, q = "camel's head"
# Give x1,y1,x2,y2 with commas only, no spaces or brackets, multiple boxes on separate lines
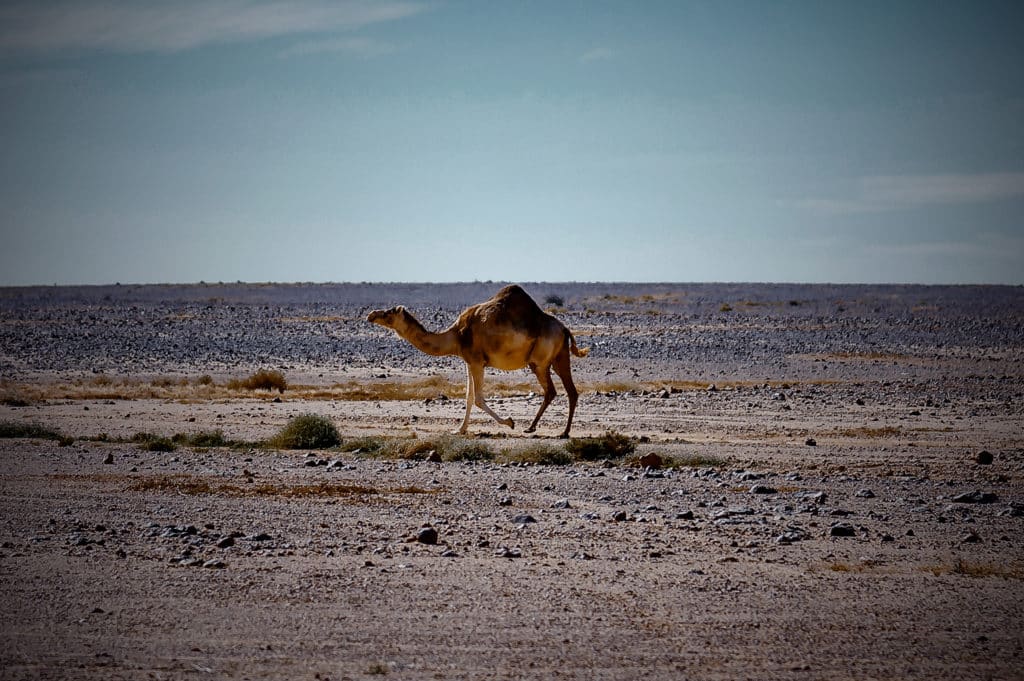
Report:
367,306,405,328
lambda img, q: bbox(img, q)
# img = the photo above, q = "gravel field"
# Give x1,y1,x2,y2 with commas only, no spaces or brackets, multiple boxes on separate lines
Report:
1,282,1023,680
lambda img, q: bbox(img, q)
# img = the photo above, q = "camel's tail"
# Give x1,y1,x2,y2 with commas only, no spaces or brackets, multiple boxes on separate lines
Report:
569,332,590,358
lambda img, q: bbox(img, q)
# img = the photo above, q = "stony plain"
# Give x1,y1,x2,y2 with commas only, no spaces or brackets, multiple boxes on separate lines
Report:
1,282,1022,680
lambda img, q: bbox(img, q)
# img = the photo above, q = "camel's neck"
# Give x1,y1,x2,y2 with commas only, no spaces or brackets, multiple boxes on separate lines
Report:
392,311,460,357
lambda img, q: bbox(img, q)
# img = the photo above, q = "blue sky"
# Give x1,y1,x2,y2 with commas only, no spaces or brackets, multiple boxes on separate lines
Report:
1,0,1022,285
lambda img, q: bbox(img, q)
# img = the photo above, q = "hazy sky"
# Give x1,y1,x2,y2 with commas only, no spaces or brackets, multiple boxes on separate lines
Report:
2,1,1023,286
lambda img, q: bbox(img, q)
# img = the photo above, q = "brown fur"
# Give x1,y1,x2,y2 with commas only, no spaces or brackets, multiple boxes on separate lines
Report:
367,285,588,437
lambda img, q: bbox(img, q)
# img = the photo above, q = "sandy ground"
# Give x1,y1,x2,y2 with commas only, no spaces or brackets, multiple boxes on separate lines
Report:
1,282,1023,680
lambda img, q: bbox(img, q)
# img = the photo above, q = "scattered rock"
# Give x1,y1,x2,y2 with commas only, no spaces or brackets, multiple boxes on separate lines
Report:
495,547,521,559
611,511,628,522
975,450,993,465
216,536,235,549
855,489,876,499
102,453,114,465
511,514,537,525
805,438,817,447
552,499,571,509
829,523,856,537
425,450,442,463
202,559,226,569
750,485,777,495
675,510,694,520
952,491,998,504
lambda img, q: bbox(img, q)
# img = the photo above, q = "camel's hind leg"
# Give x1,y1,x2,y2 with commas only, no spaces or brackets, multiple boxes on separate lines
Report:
464,362,514,432
524,362,556,434
551,350,579,438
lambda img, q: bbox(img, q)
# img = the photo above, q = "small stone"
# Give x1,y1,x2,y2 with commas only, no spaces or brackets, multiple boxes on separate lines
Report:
102,453,114,465
639,452,663,469
855,489,876,499
216,536,235,549
975,450,993,465
440,549,457,558
246,532,273,542
416,527,438,545
707,384,718,392
961,532,982,544
552,498,571,509
805,438,817,447
749,485,777,495
498,496,513,506
495,547,521,559
612,510,628,522
496,483,508,491
425,450,442,463
512,514,537,525
880,534,895,543
202,559,226,569
675,510,694,520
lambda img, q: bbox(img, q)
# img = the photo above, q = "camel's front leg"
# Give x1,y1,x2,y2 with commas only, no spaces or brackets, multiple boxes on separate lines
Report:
468,363,514,430
458,363,474,434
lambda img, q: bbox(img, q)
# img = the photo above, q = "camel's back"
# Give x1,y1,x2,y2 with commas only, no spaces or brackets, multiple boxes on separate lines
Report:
455,285,567,366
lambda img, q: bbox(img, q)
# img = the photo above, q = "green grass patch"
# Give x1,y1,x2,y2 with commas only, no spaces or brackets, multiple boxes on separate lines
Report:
504,442,574,466
565,430,636,461
171,430,228,448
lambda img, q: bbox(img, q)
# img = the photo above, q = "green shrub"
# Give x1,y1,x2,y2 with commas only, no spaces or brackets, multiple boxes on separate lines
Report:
144,438,177,452
566,430,636,461
269,414,340,450
0,421,64,441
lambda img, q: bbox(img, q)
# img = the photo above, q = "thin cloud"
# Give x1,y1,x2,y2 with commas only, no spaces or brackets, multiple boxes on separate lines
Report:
579,47,615,64
280,36,397,58
788,173,1024,216
0,0,428,54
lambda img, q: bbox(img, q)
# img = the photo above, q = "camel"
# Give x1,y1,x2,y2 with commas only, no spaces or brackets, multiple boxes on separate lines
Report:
367,285,589,438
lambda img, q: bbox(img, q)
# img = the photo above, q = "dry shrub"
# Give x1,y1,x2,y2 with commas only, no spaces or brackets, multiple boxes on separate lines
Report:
227,369,287,393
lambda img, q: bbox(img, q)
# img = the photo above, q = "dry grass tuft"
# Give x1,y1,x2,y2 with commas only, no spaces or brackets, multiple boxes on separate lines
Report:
127,474,394,499
923,560,1024,580
835,426,902,438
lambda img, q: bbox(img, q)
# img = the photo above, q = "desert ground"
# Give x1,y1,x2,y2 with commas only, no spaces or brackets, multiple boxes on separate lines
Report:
1,281,1023,680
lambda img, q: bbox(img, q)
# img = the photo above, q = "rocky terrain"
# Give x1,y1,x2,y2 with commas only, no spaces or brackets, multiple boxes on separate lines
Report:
1,282,1023,680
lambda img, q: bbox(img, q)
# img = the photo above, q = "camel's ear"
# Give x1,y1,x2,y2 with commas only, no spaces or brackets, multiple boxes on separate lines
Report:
393,305,406,314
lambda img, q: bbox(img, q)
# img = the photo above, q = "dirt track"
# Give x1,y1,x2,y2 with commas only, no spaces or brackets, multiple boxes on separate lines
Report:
1,282,1023,680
